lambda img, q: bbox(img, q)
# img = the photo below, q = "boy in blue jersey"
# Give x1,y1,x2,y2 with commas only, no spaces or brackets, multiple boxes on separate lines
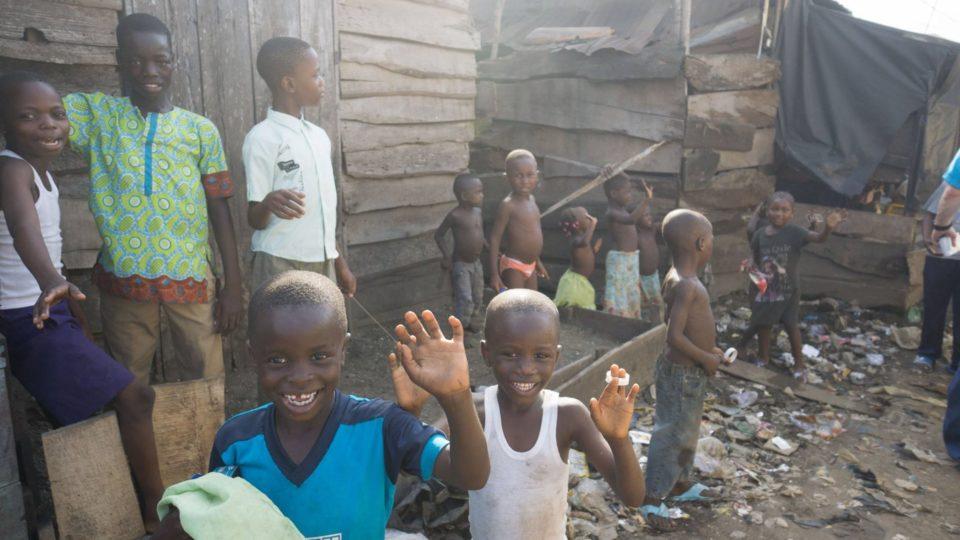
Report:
154,271,489,539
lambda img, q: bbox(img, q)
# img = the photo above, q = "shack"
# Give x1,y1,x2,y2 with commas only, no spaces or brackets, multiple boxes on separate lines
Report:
470,0,781,299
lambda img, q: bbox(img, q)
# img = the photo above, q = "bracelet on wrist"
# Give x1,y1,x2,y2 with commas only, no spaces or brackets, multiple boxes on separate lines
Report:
934,223,953,231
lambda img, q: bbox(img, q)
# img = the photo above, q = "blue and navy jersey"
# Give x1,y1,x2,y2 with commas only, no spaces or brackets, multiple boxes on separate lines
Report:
945,149,960,189
209,391,449,539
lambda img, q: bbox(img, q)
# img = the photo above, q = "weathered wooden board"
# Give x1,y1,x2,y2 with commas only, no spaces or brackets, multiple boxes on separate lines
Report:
341,96,474,125
791,203,916,245
153,377,225,487
0,59,118,95
716,127,775,171
406,0,468,12
338,0,479,51
341,32,477,79
247,0,301,122
680,169,774,209
344,141,469,179
907,249,926,286
0,0,118,47
478,46,683,82
476,121,682,174
61,198,101,269
689,7,761,53
341,63,477,99
42,412,144,539
345,202,451,245
340,120,473,152
683,148,721,190
797,252,919,310
55,0,123,8
708,231,753,274
524,26,615,46
0,349,27,540
353,261,452,322
720,359,881,417
344,175,457,214
348,233,443,278
555,324,666,405
0,36,116,65
685,53,780,92
683,118,755,151
488,78,684,141
687,89,778,128
804,237,911,279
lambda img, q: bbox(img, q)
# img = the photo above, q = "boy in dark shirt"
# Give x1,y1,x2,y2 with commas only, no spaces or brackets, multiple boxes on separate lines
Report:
743,192,844,380
435,172,486,330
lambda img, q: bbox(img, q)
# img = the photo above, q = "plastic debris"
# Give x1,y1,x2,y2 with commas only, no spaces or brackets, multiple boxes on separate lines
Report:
801,344,820,358
764,436,797,456
730,390,758,408
892,326,921,350
866,353,885,366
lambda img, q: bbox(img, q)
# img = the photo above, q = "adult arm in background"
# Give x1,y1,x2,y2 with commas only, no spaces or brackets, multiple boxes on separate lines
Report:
932,184,960,248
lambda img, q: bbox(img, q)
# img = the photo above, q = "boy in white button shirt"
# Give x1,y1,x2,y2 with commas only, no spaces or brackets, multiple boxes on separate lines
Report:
244,37,355,296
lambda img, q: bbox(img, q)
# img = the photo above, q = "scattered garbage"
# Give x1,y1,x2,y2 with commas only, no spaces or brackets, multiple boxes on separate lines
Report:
866,353,885,366
729,390,758,408
801,344,820,358
898,440,944,465
892,326,921,350
694,437,735,479
764,436,798,456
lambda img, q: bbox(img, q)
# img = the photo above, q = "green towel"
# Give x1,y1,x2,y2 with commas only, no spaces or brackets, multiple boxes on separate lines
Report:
157,473,304,539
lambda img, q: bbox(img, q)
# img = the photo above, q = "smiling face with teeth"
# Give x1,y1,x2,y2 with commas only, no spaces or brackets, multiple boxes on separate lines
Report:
482,309,561,409
0,80,69,163
252,304,348,428
118,31,174,112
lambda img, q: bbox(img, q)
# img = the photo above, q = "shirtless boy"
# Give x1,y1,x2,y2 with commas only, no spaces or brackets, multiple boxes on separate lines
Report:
489,149,547,292
603,169,652,318
636,185,663,322
641,209,725,530
435,172,486,330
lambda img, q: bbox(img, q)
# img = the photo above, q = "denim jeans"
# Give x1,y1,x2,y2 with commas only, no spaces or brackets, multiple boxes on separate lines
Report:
918,255,960,367
452,260,484,327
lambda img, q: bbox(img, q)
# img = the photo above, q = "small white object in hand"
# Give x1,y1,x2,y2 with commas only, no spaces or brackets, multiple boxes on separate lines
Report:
605,371,630,386
724,347,738,364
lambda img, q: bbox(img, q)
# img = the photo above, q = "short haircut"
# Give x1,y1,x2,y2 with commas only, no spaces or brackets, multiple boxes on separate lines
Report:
248,270,347,334
256,37,314,90
603,173,630,198
661,208,711,253
768,191,796,206
0,71,46,120
484,289,559,340
453,172,480,198
505,149,536,171
116,13,171,51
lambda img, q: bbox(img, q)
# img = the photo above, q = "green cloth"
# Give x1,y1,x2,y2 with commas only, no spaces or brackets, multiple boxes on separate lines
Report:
157,472,303,539
554,269,596,309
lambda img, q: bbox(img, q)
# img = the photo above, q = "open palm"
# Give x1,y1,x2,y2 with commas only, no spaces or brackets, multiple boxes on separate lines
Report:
388,344,431,415
394,311,471,399
589,364,641,440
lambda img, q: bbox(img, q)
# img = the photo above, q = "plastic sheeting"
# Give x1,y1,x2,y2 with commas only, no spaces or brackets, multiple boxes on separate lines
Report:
775,0,958,196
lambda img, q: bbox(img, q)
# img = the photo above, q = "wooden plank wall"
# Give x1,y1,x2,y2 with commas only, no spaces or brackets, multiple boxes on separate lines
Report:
336,0,478,324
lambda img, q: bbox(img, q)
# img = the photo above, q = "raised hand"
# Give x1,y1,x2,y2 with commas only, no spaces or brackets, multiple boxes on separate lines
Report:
825,209,847,229
388,343,431,416
589,364,641,441
641,179,653,200
394,311,470,399
33,278,86,329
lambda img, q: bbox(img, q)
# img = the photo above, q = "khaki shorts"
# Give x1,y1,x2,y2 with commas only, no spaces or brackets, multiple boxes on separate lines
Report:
248,251,337,295
100,276,223,386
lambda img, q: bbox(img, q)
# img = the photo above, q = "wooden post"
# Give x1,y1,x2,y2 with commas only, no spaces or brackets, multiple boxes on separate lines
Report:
152,377,225,487
0,341,27,540
489,0,507,60
43,412,144,540
681,0,691,54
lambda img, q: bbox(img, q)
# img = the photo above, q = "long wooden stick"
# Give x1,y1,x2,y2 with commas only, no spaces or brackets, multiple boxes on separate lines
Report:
540,140,668,218
489,0,507,60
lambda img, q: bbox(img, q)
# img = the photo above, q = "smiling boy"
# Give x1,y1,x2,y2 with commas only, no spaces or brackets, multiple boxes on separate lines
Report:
63,13,242,384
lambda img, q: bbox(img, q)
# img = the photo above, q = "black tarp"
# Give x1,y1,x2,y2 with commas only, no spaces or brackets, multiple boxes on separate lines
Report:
775,0,958,197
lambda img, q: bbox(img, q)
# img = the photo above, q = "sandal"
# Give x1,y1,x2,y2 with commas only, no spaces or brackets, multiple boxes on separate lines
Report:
913,356,934,373
668,483,718,503
640,503,680,531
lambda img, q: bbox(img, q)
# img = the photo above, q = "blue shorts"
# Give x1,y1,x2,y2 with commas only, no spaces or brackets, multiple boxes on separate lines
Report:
0,301,133,426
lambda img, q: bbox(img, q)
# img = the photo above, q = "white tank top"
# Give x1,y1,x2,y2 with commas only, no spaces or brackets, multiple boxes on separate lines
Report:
0,149,62,310
469,385,570,540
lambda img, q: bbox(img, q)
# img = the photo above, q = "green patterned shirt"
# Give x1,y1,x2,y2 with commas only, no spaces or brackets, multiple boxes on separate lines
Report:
65,92,233,303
